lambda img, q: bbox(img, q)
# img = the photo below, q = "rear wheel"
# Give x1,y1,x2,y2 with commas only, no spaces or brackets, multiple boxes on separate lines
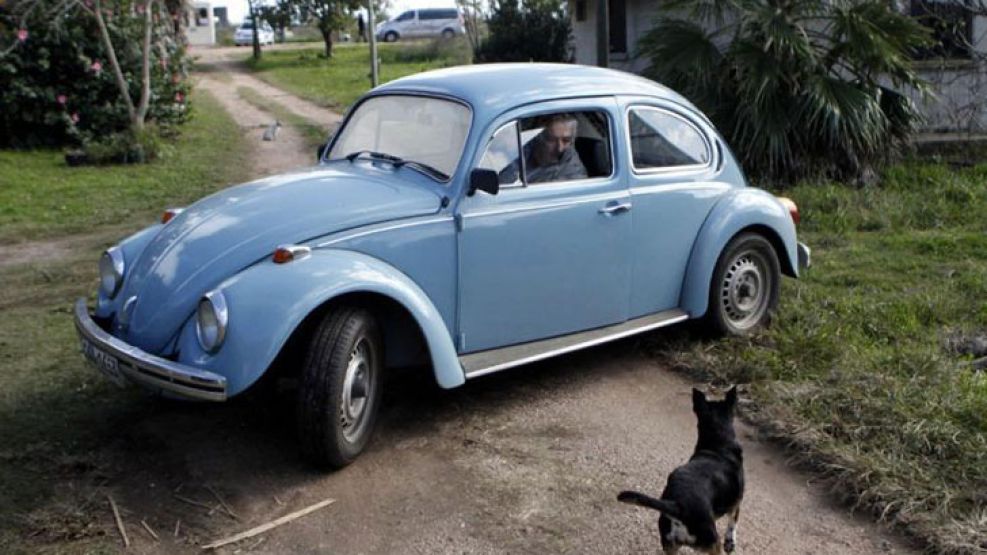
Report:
441,28,455,39
297,306,383,469
705,233,780,336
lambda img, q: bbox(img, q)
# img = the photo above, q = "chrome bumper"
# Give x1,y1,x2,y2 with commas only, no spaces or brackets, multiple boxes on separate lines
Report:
797,242,811,270
73,299,227,401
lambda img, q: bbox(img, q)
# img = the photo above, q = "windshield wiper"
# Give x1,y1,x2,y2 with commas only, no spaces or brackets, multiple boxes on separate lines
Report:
345,150,404,164
400,160,449,180
345,151,448,180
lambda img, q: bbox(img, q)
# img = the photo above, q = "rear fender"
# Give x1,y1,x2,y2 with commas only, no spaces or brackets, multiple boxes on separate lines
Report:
173,248,463,396
680,188,799,319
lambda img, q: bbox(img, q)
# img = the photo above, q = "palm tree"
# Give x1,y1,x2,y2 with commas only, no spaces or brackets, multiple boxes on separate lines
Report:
638,0,933,182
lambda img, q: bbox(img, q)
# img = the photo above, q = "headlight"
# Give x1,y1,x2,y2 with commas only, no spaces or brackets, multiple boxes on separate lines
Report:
99,247,125,298
196,289,229,354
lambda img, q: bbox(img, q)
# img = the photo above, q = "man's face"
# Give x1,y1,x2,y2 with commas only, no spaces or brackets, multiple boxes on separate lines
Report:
536,120,576,163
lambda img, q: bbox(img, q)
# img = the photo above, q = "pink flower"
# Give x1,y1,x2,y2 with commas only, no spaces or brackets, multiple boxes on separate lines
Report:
91,61,102,74
136,3,145,14
56,94,67,105
174,92,185,103
17,29,28,42
70,113,80,124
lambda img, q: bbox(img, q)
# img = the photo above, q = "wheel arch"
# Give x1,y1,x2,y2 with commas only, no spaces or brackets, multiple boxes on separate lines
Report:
679,189,799,319
198,249,464,397
269,291,431,385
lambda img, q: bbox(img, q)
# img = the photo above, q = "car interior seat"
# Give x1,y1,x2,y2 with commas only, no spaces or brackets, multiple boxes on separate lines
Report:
575,137,612,178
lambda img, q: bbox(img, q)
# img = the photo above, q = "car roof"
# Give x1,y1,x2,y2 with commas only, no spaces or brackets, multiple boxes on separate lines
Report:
373,63,696,119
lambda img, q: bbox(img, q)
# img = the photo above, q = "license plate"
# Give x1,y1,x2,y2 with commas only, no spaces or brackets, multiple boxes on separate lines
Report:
80,337,127,387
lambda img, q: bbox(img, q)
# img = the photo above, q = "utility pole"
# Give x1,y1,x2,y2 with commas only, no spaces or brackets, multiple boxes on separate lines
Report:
368,1,379,87
595,0,608,68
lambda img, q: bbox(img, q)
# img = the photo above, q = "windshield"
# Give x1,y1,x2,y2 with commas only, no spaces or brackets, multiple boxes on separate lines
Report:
329,95,471,180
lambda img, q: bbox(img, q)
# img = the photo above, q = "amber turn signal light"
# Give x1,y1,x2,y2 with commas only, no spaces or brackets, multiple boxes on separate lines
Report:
161,208,184,224
272,245,312,264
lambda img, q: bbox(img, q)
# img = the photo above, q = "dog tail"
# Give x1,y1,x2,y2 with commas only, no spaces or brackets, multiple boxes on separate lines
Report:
617,490,681,518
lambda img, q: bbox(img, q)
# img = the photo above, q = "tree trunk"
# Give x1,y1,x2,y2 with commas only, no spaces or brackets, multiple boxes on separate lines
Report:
93,0,137,125
320,26,334,58
249,1,261,61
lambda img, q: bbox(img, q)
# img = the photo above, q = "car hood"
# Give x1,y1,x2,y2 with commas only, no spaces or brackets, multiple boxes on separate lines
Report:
117,165,443,353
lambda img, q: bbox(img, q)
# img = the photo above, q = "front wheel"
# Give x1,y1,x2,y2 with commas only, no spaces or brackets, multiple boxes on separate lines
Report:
297,307,383,469
704,233,780,336
384,31,399,42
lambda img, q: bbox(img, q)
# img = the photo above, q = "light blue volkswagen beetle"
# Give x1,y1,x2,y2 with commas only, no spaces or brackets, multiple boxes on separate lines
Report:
75,64,809,468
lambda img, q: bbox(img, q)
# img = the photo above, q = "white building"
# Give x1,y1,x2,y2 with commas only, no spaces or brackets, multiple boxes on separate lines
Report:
569,0,987,132
185,1,217,46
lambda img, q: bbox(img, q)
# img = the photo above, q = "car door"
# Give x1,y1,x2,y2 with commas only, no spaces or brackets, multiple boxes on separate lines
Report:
621,99,730,317
457,99,631,353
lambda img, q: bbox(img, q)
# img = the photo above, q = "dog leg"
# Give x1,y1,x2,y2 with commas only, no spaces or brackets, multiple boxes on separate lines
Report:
724,505,740,553
662,547,680,555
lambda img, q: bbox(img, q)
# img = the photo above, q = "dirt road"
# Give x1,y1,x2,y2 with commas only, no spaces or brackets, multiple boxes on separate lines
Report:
81,46,914,554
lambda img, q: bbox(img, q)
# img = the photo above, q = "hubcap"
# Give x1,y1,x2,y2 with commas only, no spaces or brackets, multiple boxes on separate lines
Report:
340,338,373,443
720,251,770,330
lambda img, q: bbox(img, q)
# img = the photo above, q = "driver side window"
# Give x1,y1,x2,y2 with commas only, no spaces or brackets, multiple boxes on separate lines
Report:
477,121,522,186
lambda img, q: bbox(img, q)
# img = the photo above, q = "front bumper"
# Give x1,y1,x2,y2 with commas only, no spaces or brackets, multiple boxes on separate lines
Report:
73,299,227,401
797,241,811,270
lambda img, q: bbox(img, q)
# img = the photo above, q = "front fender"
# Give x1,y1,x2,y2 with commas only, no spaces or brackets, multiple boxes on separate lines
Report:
174,248,464,396
680,188,799,319
95,223,163,319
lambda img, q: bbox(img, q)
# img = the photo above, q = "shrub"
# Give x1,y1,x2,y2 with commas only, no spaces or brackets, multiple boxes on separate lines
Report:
0,1,191,150
638,0,933,183
475,0,571,63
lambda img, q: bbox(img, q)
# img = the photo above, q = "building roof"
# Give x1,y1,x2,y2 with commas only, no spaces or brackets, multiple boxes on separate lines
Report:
373,63,695,117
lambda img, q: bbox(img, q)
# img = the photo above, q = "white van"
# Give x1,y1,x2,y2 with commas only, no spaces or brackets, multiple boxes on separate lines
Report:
376,8,465,42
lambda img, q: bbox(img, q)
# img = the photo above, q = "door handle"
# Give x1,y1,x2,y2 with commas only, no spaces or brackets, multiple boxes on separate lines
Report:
599,201,632,216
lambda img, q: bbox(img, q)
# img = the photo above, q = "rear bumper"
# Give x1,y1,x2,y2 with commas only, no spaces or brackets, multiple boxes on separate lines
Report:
73,299,227,401
797,241,811,270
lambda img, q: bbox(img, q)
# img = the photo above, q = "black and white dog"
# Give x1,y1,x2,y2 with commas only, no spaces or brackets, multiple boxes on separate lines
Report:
618,386,744,554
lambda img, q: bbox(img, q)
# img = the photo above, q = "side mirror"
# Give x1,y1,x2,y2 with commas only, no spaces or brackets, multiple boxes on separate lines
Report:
467,168,500,197
316,142,330,162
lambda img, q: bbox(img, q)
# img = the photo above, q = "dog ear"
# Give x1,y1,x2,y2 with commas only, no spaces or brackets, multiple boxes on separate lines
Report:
692,388,707,412
725,385,738,408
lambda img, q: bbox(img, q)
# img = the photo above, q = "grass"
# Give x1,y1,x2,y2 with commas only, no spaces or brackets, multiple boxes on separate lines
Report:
646,159,987,553
0,90,250,552
0,92,251,244
244,39,472,110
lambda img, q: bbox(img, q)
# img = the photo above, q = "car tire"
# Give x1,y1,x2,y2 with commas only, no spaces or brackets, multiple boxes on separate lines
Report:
441,28,455,39
297,306,383,469
704,232,780,336
384,31,399,42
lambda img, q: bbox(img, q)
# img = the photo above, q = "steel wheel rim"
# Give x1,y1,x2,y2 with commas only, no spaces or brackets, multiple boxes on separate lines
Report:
719,249,771,330
340,337,374,443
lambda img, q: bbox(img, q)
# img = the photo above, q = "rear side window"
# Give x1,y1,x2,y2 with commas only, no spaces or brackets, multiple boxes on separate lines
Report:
421,9,458,20
628,108,710,170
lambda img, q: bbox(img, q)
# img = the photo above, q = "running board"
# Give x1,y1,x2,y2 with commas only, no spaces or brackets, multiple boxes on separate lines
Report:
461,309,689,379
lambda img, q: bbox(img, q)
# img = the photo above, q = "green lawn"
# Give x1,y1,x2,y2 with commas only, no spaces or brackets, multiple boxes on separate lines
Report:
649,160,987,552
0,90,249,553
0,92,251,244
245,40,471,110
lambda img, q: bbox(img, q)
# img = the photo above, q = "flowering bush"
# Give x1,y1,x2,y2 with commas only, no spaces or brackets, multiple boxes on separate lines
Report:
0,1,191,150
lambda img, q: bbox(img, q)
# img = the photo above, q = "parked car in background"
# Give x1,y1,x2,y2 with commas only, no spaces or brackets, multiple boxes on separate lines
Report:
75,64,809,470
376,7,464,42
234,20,275,46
